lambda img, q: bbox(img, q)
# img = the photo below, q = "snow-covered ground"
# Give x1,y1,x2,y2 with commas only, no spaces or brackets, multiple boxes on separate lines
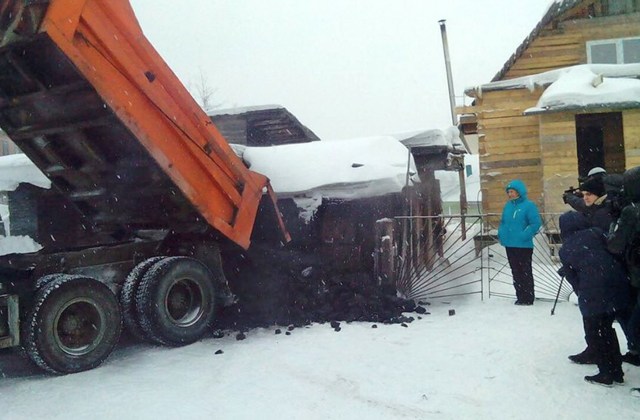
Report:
1,296,638,419
0,235,42,256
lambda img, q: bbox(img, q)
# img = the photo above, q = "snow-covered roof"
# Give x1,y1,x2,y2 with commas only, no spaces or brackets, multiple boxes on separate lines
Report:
0,154,50,191
393,126,465,153
464,63,640,114
207,104,284,116
525,65,640,114
240,136,419,200
466,63,640,96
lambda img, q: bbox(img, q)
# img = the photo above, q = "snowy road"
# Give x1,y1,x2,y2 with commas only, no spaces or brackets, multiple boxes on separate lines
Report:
1,298,638,419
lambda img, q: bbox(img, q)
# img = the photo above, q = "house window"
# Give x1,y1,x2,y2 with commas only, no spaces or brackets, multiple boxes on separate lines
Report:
587,37,640,64
603,0,639,15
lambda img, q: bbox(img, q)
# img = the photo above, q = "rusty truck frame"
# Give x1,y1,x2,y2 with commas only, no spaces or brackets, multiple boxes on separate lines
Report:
0,0,288,374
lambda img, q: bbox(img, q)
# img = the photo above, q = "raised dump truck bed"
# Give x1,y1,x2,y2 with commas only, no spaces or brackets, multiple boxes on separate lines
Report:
0,0,288,374
0,0,283,248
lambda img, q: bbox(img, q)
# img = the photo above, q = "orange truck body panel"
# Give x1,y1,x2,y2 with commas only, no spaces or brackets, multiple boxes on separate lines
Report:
0,0,289,248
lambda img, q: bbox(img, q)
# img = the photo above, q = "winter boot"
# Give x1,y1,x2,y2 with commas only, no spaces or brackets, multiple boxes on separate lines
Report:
631,388,640,397
568,349,598,365
584,371,624,387
622,351,640,366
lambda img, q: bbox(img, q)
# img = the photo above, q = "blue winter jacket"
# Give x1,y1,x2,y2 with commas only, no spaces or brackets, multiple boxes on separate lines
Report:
559,211,630,317
497,180,542,249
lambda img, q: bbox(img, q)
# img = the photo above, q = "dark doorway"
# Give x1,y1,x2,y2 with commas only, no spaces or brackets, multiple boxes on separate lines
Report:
575,112,625,178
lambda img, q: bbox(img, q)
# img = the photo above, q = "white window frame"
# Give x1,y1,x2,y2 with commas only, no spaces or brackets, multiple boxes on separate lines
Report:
586,36,640,64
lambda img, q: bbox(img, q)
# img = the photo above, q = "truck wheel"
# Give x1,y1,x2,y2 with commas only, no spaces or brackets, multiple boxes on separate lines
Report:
34,273,68,291
23,275,122,374
135,257,216,346
120,256,165,342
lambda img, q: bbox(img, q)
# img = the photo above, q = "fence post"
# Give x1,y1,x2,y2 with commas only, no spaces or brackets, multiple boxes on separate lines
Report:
374,218,395,286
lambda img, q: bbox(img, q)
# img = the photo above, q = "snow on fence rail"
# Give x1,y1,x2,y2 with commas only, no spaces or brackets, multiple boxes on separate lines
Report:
390,213,572,303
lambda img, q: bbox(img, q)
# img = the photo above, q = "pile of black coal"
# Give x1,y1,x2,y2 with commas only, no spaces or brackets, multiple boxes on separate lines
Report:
217,244,427,332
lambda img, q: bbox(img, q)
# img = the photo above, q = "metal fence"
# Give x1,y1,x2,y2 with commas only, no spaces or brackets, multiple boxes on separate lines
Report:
393,213,574,304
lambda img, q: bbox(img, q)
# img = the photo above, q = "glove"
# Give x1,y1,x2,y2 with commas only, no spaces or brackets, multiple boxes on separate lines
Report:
562,193,571,204
557,266,566,278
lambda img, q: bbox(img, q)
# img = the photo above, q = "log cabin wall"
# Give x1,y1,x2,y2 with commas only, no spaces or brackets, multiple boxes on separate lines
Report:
462,1,640,216
626,109,640,167
539,113,579,216
473,89,543,222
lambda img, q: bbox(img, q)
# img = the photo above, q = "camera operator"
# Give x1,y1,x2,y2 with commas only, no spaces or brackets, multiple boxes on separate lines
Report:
607,166,640,371
562,167,607,214
564,174,620,365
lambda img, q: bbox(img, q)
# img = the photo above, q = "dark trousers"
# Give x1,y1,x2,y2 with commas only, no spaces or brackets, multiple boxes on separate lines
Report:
624,288,640,352
584,312,623,376
506,247,535,303
581,291,635,354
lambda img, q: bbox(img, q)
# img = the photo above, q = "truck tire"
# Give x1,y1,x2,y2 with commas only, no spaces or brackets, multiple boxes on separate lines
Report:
22,275,122,374
135,257,216,346
13,274,70,361
34,273,69,291
119,256,165,342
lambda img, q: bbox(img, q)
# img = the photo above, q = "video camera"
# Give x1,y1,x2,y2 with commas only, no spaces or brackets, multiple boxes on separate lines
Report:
562,186,582,204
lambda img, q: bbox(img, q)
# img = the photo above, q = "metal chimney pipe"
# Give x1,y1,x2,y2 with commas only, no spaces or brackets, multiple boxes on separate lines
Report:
439,19,457,127
439,19,471,153
439,19,469,236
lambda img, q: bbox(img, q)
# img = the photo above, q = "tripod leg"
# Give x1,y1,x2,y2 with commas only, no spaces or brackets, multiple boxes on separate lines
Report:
551,276,565,316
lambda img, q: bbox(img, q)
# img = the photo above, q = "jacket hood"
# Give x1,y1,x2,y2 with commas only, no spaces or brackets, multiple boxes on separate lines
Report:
505,179,527,199
604,173,623,195
559,211,590,240
624,166,640,202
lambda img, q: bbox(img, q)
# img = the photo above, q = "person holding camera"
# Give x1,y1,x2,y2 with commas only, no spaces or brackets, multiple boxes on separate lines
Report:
575,176,614,232
608,166,640,372
562,175,616,364
559,211,630,386
562,166,607,213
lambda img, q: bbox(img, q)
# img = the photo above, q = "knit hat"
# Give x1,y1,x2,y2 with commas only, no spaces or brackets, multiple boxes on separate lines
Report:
587,167,607,177
580,177,605,197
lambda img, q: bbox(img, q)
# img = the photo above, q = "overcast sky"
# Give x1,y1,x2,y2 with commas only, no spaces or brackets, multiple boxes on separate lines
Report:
129,0,555,140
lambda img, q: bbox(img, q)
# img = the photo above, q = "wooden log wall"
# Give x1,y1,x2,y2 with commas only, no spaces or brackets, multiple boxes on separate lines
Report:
473,89,543,220
505,12,640,80
462,7,640,220
539,113,578,216
625,110,640,168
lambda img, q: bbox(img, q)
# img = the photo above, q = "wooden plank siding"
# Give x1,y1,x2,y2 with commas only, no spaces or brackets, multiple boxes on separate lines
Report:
540,114,578,215
624,110,640,167
473,89,543,215
459,5,640,216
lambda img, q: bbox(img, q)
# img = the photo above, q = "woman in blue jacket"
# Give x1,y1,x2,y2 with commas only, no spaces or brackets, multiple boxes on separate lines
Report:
498,179,542,305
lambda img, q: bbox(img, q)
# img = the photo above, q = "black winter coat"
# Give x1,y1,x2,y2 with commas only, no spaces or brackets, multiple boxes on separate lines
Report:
607,167,640,288
587,197,615,233
565,193,614,232
559,211,630,317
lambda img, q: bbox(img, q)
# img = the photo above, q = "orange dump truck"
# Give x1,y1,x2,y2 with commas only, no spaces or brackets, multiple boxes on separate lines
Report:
0,0,288,373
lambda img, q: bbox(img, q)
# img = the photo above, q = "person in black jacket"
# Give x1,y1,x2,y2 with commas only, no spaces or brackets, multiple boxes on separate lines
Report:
608,166,640,372
559,211,630,386
563,174,626,365
580,176,615,232
562,166,607,214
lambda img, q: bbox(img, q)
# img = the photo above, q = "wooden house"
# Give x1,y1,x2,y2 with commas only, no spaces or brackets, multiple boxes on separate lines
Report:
457,0,640,220
208,105,320,146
